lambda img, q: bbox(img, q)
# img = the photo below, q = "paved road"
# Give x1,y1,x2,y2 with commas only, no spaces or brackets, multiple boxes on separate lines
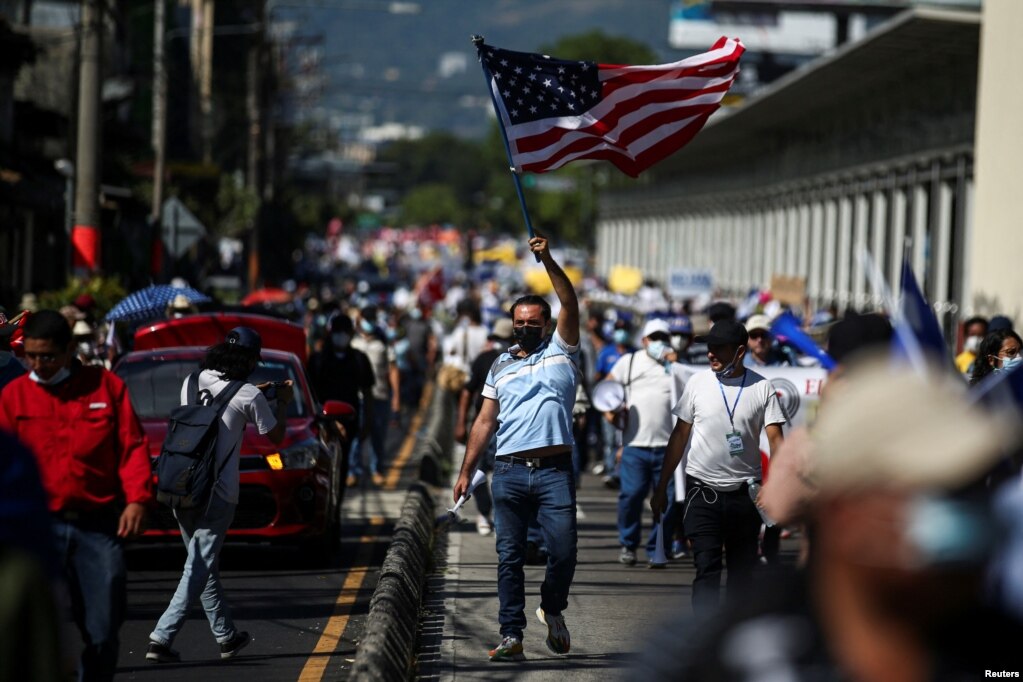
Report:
417,465,704,681
107,402,428,682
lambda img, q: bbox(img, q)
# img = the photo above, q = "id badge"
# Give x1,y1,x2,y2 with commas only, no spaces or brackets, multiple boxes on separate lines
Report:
725,431,744,457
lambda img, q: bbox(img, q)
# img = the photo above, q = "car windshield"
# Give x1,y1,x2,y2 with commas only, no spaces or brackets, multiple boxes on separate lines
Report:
116,358,306,419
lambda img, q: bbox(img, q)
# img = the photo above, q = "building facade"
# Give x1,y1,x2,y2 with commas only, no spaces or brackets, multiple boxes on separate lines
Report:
596,7,985,335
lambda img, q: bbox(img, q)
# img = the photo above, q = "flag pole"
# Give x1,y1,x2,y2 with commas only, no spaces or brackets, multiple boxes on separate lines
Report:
472,35,540,260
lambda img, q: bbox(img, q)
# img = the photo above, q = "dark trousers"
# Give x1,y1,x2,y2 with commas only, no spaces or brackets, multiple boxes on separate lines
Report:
682,477,761,615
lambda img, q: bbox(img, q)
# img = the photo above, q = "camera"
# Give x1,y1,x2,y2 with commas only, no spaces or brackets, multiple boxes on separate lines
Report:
263,380,287,401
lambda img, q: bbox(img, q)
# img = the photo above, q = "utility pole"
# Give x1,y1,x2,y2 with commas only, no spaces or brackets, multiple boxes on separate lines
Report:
151,0,167,277
191,0,215,164
72,0,103,275
246,21,263,290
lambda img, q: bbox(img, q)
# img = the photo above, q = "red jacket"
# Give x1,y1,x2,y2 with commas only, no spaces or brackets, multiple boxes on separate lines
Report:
0,365,153,513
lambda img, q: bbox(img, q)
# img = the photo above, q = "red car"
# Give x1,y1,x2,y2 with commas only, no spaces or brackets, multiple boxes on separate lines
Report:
114,314,353,563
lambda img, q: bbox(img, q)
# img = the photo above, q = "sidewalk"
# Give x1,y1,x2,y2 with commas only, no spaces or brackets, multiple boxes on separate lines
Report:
416,468,695,681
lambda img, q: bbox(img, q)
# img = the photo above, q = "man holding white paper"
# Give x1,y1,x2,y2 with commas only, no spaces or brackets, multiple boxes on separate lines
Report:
651,319,785,614
453,233,579,662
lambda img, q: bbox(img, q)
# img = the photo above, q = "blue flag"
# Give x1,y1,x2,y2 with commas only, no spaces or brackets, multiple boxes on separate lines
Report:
894,259,949,367
770,311,837,371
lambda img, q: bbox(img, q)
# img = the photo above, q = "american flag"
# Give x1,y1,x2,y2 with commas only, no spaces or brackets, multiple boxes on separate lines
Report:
479,37,745,178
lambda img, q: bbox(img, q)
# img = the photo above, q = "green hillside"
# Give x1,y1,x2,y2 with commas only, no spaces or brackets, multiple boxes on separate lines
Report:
284,0,683,138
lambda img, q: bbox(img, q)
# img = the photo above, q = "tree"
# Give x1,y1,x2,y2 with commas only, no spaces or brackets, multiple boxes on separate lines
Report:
538,30,658,66
399,183,465,226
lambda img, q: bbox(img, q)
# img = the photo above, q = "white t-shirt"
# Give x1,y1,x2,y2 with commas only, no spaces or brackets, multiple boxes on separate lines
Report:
180,370,277,504
442,322,489,373
672,368,786,491
608,351,691,448
352,335,395,401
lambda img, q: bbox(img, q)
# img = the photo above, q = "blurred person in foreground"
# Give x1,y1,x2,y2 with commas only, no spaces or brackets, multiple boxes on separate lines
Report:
0,429,64,682
759,312,893,531
0,310,152,682
969,328,1022,387
147,327,292,664
453,233,579,661
651,319,785,615
639,361,1023,680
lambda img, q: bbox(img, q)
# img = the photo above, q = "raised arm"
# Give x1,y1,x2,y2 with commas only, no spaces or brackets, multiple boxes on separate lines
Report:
530,234,579,347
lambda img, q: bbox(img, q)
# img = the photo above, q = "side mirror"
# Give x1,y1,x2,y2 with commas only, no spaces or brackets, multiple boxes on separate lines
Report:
322,400,356,420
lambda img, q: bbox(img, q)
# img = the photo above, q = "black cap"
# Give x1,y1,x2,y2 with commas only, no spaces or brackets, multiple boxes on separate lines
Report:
226,326,262,352
826,312,892,364
695,319,748,346
707,301,737,324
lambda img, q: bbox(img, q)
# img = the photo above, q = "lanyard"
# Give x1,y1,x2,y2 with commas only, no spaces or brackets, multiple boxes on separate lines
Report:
718,371,747,428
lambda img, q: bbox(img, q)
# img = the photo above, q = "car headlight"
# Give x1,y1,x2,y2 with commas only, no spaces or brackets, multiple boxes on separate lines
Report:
266,438,321,470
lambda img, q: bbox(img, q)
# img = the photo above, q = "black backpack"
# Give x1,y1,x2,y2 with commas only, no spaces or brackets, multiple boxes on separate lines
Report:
155,372,244,510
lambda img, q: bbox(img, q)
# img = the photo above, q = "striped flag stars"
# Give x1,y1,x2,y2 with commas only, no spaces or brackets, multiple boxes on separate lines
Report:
478,37,745,177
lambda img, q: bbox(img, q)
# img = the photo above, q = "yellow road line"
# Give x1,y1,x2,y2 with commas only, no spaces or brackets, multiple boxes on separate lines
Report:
384,381,434,490
297,516,385,682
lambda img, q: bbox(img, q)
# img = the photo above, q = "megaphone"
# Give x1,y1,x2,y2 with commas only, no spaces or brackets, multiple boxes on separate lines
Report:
592,379,626,413
649,516,668,568
436,469,487,528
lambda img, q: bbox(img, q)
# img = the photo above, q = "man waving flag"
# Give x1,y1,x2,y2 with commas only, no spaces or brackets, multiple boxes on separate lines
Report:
476,37,745,178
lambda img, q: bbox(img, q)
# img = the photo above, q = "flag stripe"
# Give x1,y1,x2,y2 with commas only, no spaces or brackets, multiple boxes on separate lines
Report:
510,77,737,158
484,37,744,178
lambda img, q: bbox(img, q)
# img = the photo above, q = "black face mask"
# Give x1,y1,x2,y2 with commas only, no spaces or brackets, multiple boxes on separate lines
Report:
513,325,545,353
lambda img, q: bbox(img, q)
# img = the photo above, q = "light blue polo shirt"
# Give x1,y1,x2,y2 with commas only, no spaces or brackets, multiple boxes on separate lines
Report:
482,330,579,456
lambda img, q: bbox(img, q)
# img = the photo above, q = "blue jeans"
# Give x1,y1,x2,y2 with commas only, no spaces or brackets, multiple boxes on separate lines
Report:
350,398,390,477
491,456,577,640
617,446,676,555
151,494,238,646
52,514,126,682
601,419,620,477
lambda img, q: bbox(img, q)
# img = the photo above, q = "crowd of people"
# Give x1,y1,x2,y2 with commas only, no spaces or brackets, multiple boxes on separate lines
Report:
2,228,1023,679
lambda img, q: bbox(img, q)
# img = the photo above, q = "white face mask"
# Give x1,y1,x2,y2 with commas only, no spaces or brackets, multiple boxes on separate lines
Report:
29,366,71,386
646,340,669,362
964,335,982,353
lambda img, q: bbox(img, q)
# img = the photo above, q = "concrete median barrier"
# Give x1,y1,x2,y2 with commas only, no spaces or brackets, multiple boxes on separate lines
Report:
350,482,435,681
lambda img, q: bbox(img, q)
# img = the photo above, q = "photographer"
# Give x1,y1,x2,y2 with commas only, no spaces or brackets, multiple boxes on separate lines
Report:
147,327,291,663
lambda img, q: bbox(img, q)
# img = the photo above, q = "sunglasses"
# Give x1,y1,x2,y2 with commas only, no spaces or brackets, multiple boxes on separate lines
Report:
748,331,770,340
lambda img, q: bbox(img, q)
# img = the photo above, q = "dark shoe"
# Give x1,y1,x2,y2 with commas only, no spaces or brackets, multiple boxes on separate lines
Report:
146,641,180,663
220,631,251,660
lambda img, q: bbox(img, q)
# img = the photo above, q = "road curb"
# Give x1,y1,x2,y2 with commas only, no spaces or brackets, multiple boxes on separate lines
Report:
350,482,435,681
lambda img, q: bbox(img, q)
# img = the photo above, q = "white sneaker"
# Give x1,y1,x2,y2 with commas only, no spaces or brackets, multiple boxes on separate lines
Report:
590,463,606,475
476,514,493,536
